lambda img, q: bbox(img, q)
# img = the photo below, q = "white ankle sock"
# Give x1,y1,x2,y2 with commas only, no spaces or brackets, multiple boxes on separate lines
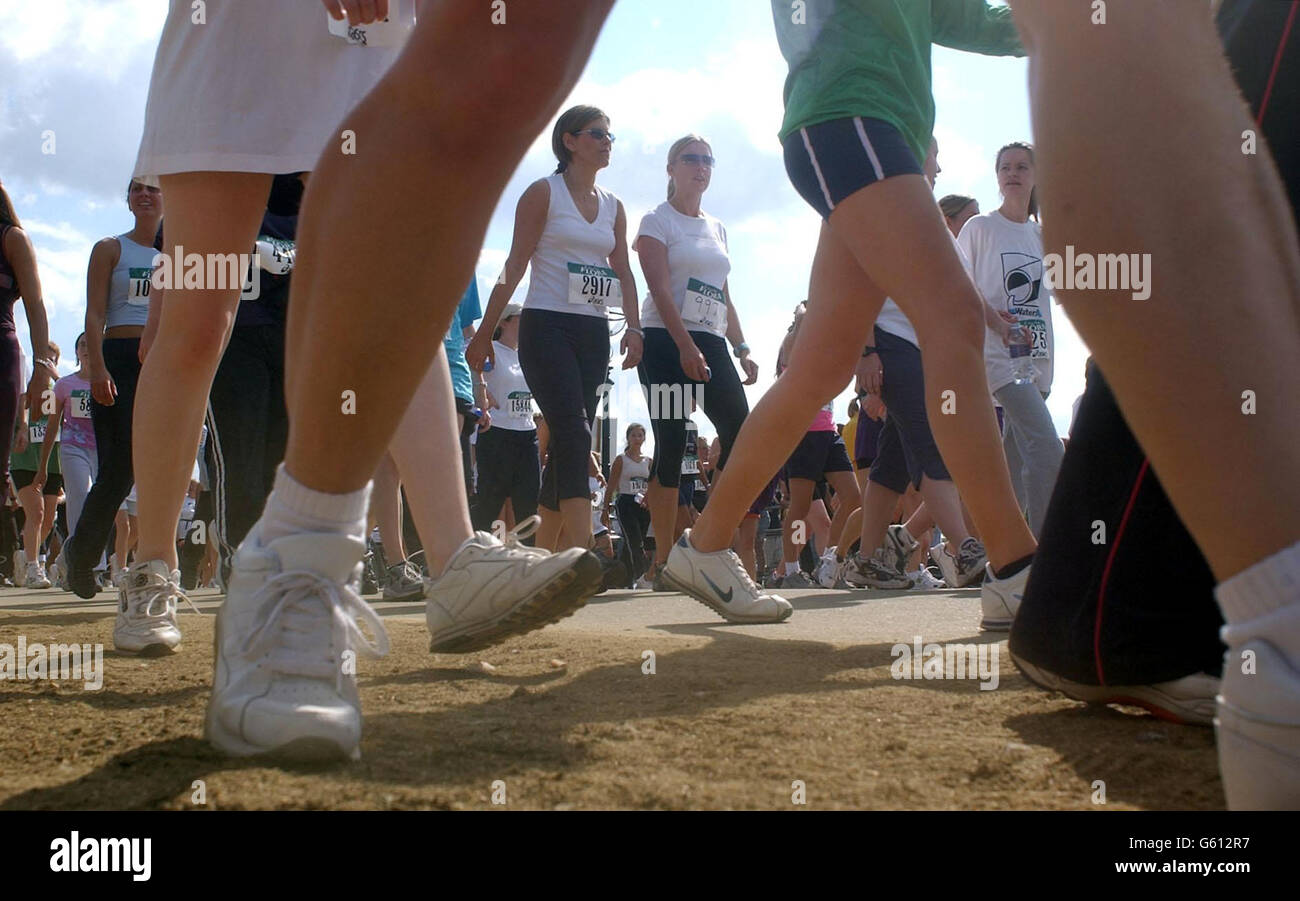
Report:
260,464,372,543
1217,539,1300,656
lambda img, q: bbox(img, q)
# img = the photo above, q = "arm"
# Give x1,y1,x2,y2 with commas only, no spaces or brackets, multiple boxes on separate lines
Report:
607,455,623,509
930,0,1025,57
722,282,758,385
636,233,708,382
466,180,548,371
5,229,53,417
37,394,65,476
611,201,643,369
83,238,120,405
956,220,1016,342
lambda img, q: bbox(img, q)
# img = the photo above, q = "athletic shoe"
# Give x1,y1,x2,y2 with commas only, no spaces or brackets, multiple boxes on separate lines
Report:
425,516,602,653
661,532,793,624
382,559,425,602
780,570,817,589
596,554,628,594
842,551,912,589
882,525,919,575
814,549,839,588
1010,649,1218,726
113,560,184,655
908,566,947,590
206,524,388,760
979,561,1028,631
1217,633,1300,809
48,555,67,590
26,561,51,589
634,575,654,590
930,538,987,589
58,537,98,599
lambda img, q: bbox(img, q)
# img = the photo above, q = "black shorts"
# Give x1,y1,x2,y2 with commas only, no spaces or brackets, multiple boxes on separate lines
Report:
12,469,62,496
854,414,883,470
782,117,923,221
747,473,780,518
867,328,951,494
785,430,852,482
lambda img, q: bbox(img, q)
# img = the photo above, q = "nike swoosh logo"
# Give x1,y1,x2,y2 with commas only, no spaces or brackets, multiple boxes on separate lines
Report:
700,572,733,604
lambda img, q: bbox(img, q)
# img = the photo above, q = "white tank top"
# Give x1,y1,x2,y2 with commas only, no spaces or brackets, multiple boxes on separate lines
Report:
523,173,621,319
484,341,535,431
617,453,651,496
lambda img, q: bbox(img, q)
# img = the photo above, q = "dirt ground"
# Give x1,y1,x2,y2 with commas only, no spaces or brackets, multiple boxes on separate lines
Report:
0,609,1223,810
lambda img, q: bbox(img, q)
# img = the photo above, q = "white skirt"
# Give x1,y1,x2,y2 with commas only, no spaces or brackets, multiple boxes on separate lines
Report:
133,0,408,178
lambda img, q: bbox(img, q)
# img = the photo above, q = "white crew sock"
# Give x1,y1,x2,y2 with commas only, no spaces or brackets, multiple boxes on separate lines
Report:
784,561,800,576
1216,539,1300,658
260,464,372,544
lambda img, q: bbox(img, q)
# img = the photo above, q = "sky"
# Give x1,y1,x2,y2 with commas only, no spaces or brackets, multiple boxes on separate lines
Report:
0,0,1089,455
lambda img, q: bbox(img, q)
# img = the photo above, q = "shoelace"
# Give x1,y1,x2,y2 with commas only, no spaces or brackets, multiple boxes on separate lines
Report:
722,549,762,597
240,570,390,691
495,515,549,558
125,579,179,621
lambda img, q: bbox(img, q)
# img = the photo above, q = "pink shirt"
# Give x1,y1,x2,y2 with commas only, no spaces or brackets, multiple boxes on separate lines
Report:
809,401,835,432
55,374,96,450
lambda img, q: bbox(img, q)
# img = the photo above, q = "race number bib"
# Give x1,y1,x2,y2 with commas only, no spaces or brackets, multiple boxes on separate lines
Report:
629,476,648,494
29,421,46,443
681,278,726,331
567,263,621,307
681,456,699,475
1020,318,1050,360
127,267,153,306
71,390,92,419
507,391,533,416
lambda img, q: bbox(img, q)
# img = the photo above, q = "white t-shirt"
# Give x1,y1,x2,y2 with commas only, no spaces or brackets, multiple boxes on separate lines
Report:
133,0,407,178
958,211,1055,395
484,342,535,431
873,233,970,349
617,453,651,496
523,174,621,319
635,202,731,339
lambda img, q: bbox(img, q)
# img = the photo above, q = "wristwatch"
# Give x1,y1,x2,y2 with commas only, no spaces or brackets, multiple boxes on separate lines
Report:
733,342,750,358
862,346,878,358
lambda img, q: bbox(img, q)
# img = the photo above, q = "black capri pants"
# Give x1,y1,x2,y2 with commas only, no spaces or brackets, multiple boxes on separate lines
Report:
517,309,609,511
637,327,748,488
471,426,540,533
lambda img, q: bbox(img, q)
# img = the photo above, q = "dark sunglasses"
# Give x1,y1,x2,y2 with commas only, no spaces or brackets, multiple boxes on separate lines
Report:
572,128,616,143
677,153,715,168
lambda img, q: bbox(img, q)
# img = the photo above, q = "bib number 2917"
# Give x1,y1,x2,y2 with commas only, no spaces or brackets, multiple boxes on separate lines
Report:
567,263,621,307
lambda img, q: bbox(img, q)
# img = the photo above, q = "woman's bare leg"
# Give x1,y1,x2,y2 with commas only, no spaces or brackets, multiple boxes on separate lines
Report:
371,453,407,563
782,478,815,570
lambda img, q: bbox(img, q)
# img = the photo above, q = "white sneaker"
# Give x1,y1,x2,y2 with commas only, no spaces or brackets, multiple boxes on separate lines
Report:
930,538,987,589
815,549,839,588
1217,634,1300,809
842,551,912,589
634,575,654,590
425,516,602,653
1011,650,1218,725
882,525,918,575
26,561,51,589
48,555,67,590
908,566,947,590
980,561,1029,631
113,560,184,654
206,524,389,761
661,531,793,624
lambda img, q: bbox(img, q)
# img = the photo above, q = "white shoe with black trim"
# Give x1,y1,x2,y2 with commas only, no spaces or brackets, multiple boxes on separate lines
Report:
662,531,793,624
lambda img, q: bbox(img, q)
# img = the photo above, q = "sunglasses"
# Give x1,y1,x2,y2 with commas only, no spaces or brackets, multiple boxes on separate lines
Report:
677,153,716,168
572,128,616,143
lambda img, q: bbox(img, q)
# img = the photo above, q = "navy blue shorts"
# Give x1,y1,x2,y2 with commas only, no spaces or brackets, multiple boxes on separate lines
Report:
867,327,951,494
782,117,923,221
854,414,883,470
786,430,853,482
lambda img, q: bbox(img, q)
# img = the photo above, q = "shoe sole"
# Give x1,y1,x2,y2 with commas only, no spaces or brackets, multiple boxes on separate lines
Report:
381,586,426,602
659,567,794,624
1011,652,1213,726
428,552,603,653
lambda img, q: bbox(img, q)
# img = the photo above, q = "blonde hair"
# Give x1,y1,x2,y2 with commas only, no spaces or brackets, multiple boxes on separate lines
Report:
666,134,711,200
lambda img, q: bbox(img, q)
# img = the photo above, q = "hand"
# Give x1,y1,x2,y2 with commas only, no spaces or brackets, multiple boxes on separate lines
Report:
32,467,46,493
25,372,50,421
855,353,883,396
993,310,1018,346
465,331,493,372
678,342,708,382
477,409,492,433
600,509,611,529
864,393,887,421
321,0,389,25
621,330,643,370
485,387,498,412
86,360,117,407
739,355,758,385
13,428,28,454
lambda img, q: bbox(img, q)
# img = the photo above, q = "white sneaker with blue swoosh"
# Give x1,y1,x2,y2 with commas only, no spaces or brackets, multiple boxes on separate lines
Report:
662,531,793,624
979,561,1029,631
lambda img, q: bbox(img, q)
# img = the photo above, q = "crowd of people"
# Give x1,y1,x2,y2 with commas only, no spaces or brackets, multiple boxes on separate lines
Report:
0,0,1294,809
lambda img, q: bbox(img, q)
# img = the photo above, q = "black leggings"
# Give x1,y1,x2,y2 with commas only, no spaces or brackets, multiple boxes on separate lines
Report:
637,328,749,487
0,332,21,487
517,309,609,511
68,338,139,570
615,492,650,583
471,427,540,533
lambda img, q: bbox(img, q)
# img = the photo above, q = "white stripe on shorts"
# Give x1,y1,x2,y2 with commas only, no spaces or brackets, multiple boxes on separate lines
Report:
800,127,836,213
853,117,886,182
